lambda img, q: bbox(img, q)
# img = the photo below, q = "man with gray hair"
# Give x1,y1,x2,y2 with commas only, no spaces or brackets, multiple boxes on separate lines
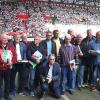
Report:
81,29,95,85
10,34,27,96
59,34,77,95
89,31,100,92
39,54,61,100
0,33,17,100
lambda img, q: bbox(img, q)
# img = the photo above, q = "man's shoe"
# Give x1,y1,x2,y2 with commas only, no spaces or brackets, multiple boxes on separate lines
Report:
30,92,35,97
77,87,81,91
38,97,44,100
68,90,73,95
38,92,45,100
61,90,65,95
19,91,26,96
10,91,16,96
6,95,12,100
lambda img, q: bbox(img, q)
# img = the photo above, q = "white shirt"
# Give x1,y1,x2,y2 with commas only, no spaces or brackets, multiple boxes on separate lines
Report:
16,43,22,61
53,38,61,56
47,65,53,78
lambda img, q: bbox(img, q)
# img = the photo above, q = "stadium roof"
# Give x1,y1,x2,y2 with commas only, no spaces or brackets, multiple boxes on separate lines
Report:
0,0,100,9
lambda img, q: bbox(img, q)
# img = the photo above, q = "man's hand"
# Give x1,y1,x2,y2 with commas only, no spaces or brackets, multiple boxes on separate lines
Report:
32,54,35,59
36,60,40,64
46,76,52,84
78,52,83,56
2,60,7,64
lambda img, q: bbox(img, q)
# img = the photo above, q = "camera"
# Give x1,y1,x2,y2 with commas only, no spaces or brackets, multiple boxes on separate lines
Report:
41,76,48,83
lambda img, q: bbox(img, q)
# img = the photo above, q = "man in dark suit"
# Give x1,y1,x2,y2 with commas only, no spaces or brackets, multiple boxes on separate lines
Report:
27,35,45,96
81,29,95,84
52,30,63,62
41,31,57,59
39,54,61,100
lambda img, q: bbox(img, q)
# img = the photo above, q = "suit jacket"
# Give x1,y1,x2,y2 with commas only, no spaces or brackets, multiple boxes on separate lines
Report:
0,42,17,70
80,36,95,65
27,42,45,64
11,41,27,60
39,62,61,88
52,37,63,45
40,39,57,58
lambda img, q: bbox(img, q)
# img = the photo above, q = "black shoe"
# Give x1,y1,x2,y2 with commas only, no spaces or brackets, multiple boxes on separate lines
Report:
68,90,73,95
77,87,81,91
61,91,65,95
6,95,12,100
38,92,45,100
38,97,44,100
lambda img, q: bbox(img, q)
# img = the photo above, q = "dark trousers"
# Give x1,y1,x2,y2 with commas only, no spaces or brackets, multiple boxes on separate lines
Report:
92,64,100,85
19,63,30,91
84,63,93,84
0,69,11,100
40,82,60,98
10,63,27,92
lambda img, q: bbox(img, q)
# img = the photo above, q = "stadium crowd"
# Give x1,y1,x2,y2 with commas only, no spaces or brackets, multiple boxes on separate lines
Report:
0,1,100,100
0,29,100,100
0,2,100,35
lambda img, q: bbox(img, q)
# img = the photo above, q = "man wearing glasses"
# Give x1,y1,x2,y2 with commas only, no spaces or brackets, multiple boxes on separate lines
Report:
38,54,61,100
41,31,57,59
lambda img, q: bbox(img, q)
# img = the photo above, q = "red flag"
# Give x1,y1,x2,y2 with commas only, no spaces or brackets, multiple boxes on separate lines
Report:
44,15,51,21
16,13,29,21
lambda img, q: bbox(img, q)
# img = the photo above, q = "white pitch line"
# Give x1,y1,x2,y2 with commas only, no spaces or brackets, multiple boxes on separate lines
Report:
61,95,70,100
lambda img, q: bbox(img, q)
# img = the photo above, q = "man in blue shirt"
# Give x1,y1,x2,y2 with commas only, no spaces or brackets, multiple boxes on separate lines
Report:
89,31,100,91
41,31,57,59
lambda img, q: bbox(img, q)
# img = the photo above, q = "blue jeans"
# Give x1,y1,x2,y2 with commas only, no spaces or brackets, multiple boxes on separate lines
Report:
92,64,100,85
29,66,36,92
40,82,60,98
77,64,85,87
61,66,76,92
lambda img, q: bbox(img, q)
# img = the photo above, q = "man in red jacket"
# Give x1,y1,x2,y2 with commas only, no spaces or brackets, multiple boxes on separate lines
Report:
0,33,17,100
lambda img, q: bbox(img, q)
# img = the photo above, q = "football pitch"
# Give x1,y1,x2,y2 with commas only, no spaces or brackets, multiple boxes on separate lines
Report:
13,88,100,100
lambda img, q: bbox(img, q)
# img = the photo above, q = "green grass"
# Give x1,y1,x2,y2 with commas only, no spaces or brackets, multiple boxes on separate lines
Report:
66,88,100,100
13,94,64,100
13,88,100,100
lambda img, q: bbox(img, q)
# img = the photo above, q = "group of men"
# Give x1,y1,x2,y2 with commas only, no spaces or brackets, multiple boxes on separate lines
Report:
0,29,100,100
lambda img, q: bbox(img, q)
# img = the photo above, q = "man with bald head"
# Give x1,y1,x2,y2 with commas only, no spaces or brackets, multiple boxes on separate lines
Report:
59,34,77,95
67,29,76,45
0,33,17,100
89,31,100,91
